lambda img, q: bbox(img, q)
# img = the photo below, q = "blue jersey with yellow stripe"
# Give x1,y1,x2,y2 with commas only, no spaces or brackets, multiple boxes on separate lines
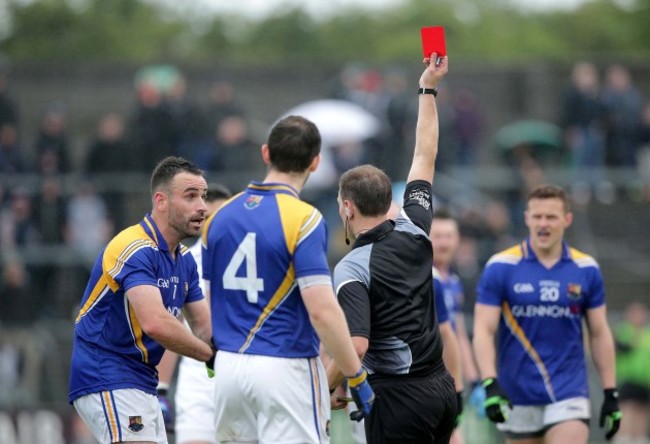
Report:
432,267,450,325
434,267,464,331
476,238,605,405
68,214,203,403
202,182,331,358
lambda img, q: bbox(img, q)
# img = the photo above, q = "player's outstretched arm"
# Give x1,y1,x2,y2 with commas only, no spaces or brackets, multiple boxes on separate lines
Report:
406,53,448,186
127,285,213,362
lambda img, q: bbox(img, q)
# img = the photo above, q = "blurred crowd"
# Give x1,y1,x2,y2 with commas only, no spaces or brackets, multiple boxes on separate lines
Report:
1,56,650,442
0,58,649,328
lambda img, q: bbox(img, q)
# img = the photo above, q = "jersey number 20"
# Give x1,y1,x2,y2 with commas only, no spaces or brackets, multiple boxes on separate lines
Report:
223,233,265,303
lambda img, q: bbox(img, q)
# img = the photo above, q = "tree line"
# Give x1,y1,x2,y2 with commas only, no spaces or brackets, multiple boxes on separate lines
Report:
1,0,649,64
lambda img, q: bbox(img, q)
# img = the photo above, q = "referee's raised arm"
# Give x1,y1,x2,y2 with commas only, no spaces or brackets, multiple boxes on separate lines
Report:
407,53,448,185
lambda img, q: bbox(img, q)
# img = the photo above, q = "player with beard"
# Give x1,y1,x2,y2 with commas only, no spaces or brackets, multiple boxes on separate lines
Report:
69,156,215,444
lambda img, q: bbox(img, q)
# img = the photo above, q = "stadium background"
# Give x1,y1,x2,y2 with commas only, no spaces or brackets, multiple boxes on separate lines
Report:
1,0,649,442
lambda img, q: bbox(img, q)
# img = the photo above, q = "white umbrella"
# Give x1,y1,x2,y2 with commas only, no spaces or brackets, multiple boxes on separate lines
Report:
281,99,381,146
277,100,382,189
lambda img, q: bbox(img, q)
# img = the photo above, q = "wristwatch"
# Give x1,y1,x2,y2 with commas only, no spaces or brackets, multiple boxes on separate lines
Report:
417,87,438,97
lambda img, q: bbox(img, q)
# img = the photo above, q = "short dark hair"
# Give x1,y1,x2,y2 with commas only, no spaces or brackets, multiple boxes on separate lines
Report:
432,207,455,221
206,183,232,202
339,164,392,217
150,156,204,195
527,184,571,212
267,115,321,173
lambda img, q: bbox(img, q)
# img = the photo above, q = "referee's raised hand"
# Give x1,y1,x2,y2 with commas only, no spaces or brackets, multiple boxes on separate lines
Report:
420,51,448,88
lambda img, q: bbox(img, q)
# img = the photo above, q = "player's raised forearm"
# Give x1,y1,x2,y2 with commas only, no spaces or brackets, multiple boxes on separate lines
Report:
407,55,448,185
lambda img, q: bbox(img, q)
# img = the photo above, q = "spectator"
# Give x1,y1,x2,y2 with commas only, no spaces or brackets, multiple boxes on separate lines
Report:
613,302,650,443
32,176,67,315
35,102,71,174
205,79,245,129
212,114,262,186
166,73,212,164
560,62,608,205
0,56,18,129
0,122,24,173
602,65,644,168
0,258,34,323
85,112,129,229
453,89,482,166
0,187,40,254
125,80,175,172
65,179,112,266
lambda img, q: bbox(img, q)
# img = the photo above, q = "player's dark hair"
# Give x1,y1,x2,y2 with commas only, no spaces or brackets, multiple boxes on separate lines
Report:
527,184,571,213
267,115,321,173
206,183,232,202
150,156,204,195
339,164,392,217
432,207,455,222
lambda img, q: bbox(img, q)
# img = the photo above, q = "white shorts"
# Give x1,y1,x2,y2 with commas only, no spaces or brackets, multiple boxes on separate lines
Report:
497,397,591,437
213,351,330,443
175,356,216,443
73,388,167,443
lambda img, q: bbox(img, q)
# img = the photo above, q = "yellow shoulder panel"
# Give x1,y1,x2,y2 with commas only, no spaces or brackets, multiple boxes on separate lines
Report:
102,224,156,291
276,194,322,255
568,247,599,268
486,244,523,266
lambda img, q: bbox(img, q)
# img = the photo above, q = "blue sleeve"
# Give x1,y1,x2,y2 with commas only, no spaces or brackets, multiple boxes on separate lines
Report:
293,216,331,279
586,266,605,309
476,262,506,307
434,277,450,324
114,247,158,292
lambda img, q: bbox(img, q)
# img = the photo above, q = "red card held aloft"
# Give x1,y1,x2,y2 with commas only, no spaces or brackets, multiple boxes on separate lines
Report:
420,26,446,58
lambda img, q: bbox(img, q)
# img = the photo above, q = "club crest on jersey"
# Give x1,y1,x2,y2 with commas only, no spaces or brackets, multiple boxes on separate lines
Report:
567,283,582,300
244,195,263,210
128,416,144,432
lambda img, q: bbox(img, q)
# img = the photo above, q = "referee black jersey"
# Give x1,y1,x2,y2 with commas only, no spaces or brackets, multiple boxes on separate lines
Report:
333,180,443,377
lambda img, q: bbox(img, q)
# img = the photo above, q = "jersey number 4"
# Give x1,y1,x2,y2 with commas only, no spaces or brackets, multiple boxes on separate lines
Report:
223,233,265,303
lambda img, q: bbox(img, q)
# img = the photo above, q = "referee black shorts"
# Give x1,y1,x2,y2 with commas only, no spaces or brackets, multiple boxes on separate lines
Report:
365,368,457,444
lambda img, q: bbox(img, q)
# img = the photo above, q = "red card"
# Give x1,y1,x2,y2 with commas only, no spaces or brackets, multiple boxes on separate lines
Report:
420,26,446,58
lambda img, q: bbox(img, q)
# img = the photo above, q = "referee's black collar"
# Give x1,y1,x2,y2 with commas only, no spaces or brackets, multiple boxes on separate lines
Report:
352,219,395,249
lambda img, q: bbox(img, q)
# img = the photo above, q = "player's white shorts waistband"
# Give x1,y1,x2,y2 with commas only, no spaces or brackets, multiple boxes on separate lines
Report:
74,388,167,443
497,397,591,435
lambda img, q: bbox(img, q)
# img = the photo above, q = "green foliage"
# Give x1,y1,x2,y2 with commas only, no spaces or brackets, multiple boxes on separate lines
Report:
1,0,648,63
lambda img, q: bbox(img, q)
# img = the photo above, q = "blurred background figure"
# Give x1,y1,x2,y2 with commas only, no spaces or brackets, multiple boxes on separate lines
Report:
560,62,608,206
0,122,24,173
84,112,129,230
35,101,71,174
0,258,34,324
613,302,650,444
602,65,644,169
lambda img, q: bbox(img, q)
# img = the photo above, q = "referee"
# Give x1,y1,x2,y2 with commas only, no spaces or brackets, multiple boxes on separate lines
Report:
326,53,455,443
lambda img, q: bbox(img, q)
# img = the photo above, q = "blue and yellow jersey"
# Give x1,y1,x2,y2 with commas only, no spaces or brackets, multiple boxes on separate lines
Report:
433,267,464,331
476,238,605,405
202,182,331,358
432,267,450,325
68,214,203,403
